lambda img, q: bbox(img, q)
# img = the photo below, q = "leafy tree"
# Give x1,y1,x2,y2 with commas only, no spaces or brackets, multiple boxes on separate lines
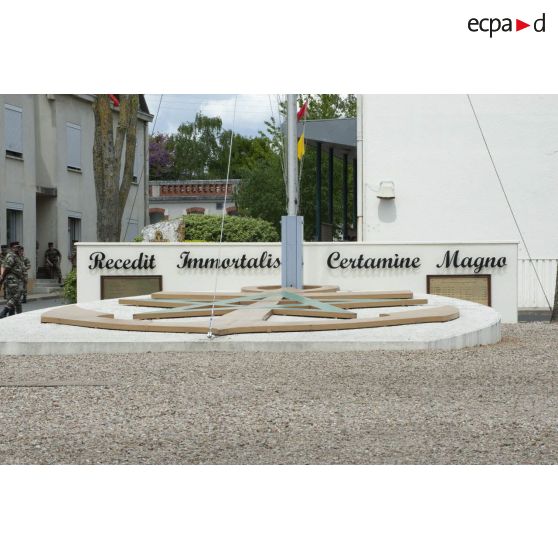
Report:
272,94,356,121
216,133,273,178
299,94,357,119
156,113,272,181
168,113,224,179
235,149,286,235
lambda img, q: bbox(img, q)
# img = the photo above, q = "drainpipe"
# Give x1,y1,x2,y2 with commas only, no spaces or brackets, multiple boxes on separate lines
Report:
143,121,149,229
356,95,364,241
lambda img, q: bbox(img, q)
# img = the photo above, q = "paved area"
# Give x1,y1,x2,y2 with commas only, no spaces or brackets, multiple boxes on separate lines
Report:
22,297,66,312
0,322,556,464
0,295,66,314
0,295,501,354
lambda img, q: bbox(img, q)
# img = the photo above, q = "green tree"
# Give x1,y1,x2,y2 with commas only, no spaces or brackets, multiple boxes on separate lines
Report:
237,94,357,240
215,133,272,178
168,112,224,179
300,94,357,119
235,149,286,235
162,112,271,181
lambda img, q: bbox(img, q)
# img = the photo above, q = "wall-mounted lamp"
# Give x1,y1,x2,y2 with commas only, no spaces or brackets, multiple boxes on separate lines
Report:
377,181,395,199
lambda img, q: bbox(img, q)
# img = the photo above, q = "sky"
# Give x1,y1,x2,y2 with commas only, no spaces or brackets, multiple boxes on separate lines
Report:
144,94,283,138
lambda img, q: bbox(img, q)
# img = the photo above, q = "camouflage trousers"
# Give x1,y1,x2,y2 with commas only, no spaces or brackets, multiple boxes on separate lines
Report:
48,262,62,281
4,275,24,314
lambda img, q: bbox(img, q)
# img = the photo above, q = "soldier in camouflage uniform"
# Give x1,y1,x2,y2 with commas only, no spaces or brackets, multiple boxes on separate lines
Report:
0,243,25,318
20,246,31,303
45,242,62,284
0,245,7,300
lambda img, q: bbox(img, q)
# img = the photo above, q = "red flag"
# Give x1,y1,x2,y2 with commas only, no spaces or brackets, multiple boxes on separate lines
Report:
297,100,308,121
109,94,120,107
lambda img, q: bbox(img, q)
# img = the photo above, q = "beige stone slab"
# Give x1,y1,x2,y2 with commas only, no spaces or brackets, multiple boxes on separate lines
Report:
213,305,460,335
41,304,209,334
40,302,459,336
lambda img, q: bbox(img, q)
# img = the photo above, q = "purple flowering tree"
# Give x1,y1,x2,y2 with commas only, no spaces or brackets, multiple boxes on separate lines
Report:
149,133,175,179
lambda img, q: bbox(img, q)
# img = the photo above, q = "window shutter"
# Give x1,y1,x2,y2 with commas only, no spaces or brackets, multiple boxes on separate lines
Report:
66,123,81,169
5,104,23,154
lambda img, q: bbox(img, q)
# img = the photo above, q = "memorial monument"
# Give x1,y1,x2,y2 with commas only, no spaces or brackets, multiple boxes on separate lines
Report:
40,95,464,341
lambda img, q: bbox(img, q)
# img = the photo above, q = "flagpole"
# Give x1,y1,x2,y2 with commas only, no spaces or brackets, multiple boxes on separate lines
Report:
287,94,299,216
281,94,304,289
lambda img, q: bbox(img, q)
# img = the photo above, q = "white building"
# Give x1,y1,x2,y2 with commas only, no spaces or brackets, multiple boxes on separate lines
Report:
0,94,152,279
149,179,239,223
357,94,558,309
73,94,555,318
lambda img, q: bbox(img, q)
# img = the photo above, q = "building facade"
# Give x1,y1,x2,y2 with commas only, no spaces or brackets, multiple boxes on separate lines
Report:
0,94,152,279
149,179,239,223
357,94,558,308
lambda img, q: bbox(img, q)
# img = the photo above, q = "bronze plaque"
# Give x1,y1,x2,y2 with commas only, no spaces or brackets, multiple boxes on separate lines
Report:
427,275,491,306
101,275,162,300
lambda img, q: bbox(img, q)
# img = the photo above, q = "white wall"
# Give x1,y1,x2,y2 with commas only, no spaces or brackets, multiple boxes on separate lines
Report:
518,258,556,309
360,95,558,261
77,241,518,322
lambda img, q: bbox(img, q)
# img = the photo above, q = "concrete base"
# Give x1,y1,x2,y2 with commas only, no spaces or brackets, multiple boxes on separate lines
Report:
0,294,501,355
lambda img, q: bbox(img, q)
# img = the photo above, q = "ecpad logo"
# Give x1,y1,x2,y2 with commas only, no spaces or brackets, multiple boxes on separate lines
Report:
468,13,546,37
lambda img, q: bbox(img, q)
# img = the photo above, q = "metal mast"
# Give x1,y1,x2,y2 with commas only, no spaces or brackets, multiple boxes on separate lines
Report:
281,94,304,289
286,94,299,215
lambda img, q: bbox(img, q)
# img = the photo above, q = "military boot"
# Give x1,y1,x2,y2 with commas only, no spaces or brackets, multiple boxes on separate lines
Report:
0,306,11,319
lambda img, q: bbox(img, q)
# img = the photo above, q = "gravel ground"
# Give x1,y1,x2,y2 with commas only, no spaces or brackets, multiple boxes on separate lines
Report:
0,323,556,464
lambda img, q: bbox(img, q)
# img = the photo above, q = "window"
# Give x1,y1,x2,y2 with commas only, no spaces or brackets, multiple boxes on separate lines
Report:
6,209,23,244
133,140,142,184
66,122,81,171
68,216,81,258
4,104,23,158
216,202,224,211
149,209,165,224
